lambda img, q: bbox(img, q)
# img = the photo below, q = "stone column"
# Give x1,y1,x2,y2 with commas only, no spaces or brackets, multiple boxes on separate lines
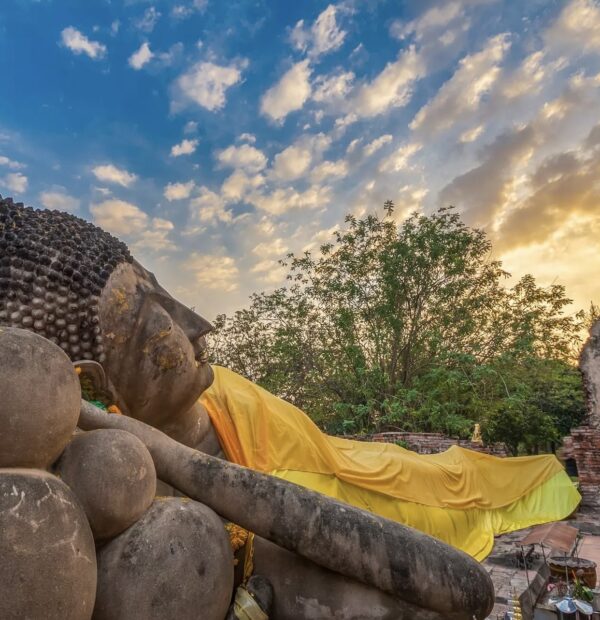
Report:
565,319,600,508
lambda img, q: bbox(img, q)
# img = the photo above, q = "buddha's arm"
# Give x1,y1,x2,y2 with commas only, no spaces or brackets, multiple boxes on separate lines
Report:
157,401,225,458
79,400,494,620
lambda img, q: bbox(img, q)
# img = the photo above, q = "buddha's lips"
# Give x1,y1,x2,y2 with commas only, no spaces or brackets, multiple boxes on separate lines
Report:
195,347,209,366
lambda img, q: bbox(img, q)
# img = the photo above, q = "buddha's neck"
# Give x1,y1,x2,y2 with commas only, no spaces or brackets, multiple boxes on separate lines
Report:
158,401,224,457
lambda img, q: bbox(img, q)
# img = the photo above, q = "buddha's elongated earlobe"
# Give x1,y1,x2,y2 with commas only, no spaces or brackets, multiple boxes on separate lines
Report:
74,360,121,410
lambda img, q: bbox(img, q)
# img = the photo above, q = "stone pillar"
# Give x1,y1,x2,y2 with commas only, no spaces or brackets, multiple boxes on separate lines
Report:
565,319,600,508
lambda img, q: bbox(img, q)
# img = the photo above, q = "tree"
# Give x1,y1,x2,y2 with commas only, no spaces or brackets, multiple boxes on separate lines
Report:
210,205,587,452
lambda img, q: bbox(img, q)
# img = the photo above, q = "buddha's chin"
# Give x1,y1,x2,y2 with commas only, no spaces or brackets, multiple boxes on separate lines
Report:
174,361,214,415
194,361,214,396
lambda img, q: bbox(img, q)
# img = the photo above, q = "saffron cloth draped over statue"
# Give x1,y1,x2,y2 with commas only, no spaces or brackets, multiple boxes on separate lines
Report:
201,366,581,561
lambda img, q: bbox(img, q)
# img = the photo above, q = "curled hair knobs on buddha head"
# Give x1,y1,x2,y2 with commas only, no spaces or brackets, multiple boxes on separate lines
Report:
0,195,132,362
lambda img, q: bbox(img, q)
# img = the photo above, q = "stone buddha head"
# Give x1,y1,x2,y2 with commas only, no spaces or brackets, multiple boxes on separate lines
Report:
0,196,213,431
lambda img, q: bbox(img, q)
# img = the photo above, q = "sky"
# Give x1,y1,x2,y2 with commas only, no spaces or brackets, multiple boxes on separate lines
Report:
1,0,599,321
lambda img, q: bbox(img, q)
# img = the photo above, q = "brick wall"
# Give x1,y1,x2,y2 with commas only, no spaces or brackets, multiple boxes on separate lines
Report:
349,431,508,457
563,319,600,508
562,427,600,508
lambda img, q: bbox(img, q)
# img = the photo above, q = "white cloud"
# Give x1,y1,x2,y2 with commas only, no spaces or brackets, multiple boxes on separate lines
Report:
459,125,484,143
251,258,287,284
269,133,331,182
60,27,106,60
346,138,362,154
92,164,137,187
91,202,173,256
172,5,192,19
135,7,161,33
238,133,256,144
545,0,600,55
363,134,393,157
164,180,195,201
252,238,288,257
390,2,463,41
0,155,24,170
312,71,354,103
155,43,184,68
379,142,422,173
260,60,312,122
353,46,425,117
184,121,198,134
271,145,312,181
500,51,547,99
90,199,148,235
335,113,357,130
290,4,347,59
253,216,276,237
217,144,267,172
302,224,340,253
250,258,278,272
93,186,111,196
187,253,239,292
248,185,331,215
110,20,120,36
2,172,28,193
171,0,208,20
39,190,80,212
190,186,233,223
221,170,264,202
310,159,348,183
304,132,332,154
170,138,199,157
128,42,153,70
410,33,510,136
131,218,175,253
172,61,243,112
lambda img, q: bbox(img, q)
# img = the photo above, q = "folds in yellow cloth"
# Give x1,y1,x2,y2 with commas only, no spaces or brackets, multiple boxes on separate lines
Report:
201,366,581,561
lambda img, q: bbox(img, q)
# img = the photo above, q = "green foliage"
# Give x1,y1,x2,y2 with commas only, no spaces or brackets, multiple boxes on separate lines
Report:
210,205,588,454
572,578,594,603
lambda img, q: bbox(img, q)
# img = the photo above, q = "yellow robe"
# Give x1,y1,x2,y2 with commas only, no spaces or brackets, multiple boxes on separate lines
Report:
201,365,581,561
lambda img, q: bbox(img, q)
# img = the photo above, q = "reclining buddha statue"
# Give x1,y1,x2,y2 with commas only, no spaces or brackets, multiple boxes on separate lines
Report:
0,196,581,620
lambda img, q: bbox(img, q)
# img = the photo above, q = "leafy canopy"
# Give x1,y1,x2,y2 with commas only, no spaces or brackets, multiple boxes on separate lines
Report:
210,205,588,454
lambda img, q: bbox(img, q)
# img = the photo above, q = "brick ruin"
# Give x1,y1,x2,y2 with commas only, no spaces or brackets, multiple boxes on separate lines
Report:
353,431,508,457
562,319,600,508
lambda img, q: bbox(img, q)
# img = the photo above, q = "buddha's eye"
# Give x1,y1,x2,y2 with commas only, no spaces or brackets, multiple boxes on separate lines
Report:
150,292,212,342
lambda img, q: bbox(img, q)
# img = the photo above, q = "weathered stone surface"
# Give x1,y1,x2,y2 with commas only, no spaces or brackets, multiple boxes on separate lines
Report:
562,426,600,508
562,318,600,508
0,469,97,620
55,429,157,540
0,327,80,468
1,200,497,619
80,402,495,620
580,318,600,429
93,498,234,620
251,535,461,620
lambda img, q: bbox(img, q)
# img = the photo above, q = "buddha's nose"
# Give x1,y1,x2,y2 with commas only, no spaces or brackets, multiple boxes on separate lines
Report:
192,314,213,338
165,295,214,341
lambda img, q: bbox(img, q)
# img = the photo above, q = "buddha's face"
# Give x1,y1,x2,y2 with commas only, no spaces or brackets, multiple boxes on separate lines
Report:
98,260,213,428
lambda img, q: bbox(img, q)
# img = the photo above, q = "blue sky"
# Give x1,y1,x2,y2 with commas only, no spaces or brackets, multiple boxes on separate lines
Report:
1,0,599,319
